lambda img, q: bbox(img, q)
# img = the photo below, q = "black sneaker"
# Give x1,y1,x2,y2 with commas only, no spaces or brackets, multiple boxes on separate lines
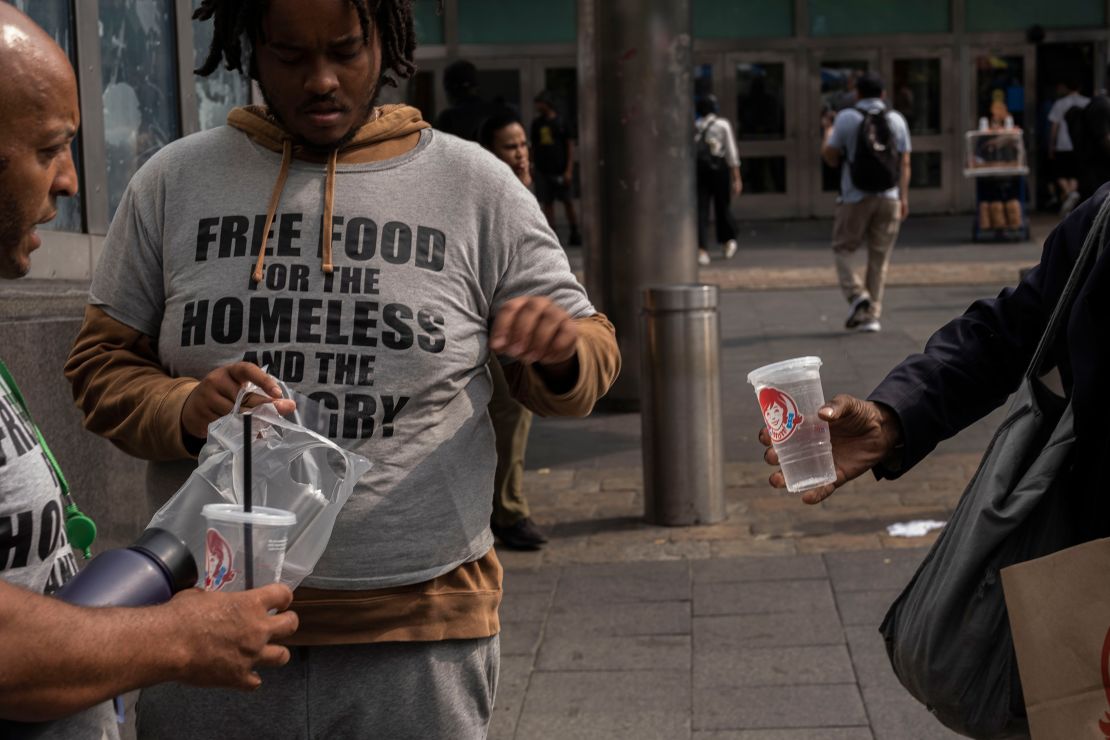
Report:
491,518,548,550
845,294,872,329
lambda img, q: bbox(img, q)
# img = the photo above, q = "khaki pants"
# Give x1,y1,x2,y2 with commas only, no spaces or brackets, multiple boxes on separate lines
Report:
831,197,902,318
488,358,533,527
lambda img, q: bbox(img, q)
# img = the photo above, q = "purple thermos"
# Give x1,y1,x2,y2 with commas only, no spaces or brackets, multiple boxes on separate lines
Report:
54,528,198,607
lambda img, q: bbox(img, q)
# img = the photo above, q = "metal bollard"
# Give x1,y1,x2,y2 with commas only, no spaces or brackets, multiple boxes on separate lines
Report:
640,285,725,526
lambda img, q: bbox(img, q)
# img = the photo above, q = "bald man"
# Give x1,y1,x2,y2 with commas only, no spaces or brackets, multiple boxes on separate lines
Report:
0,7,298,738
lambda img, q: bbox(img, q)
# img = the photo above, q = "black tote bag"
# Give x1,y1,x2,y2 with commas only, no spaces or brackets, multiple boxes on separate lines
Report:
879,195,1110,739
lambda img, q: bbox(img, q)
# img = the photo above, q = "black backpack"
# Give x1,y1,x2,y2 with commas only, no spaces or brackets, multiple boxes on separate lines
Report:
849,106,901,193
696,118,728,177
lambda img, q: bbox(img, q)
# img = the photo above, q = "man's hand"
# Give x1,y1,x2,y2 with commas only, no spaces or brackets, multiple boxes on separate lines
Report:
181,362,296,440
900,197,910,221
490,297,580,390
759,394,903,505
162,584,298,691
731,172,743,198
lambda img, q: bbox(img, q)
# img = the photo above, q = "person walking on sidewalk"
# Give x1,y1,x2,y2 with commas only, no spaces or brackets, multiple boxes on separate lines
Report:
821,72,911,333
695,95,742,267
64,0,620,737
531,90,581,246
1048,78,1090,217
478,110,547,550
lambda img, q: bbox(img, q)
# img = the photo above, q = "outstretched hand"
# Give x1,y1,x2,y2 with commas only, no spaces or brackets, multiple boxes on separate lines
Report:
759,394,903,505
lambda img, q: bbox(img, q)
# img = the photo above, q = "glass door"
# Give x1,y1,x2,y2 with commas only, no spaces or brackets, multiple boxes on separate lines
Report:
807,51,880,216
886,49,955,213
725,51,800,218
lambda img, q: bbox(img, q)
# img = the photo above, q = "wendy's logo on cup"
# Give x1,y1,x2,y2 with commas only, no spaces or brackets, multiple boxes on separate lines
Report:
759,387,803,444
204,528,238,592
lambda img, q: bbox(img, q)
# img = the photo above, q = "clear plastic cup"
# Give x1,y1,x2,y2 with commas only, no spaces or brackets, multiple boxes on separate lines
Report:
201,504,296,592
747,356,837,493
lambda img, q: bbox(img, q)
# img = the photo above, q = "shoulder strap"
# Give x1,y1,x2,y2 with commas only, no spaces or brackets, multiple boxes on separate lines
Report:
1026,194,1110,379
0,360,70,495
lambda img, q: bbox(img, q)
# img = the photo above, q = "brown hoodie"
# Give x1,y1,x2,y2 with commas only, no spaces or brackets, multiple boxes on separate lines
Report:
65,106,620,644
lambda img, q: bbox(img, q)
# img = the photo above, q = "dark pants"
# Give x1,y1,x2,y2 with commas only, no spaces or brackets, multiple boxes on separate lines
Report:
697,168,737,248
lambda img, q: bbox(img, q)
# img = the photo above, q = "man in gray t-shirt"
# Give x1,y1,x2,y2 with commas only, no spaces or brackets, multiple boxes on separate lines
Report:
0,7,297,737
821,72,912,333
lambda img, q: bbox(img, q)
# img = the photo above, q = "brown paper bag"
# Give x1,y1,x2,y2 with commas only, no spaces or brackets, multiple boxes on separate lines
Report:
1002,537,1110,739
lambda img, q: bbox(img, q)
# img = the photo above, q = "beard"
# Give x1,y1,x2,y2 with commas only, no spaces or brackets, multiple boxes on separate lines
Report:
259,82,379,154
0,187,31,279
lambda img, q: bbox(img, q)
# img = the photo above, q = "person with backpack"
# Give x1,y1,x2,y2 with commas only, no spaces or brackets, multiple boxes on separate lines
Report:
694,95,742,266
821,72,912,333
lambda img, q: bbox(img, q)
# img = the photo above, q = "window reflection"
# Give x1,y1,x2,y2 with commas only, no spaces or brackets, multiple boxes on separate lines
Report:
9,0,84,232
192,0,249,131
736,63,785,140
99,0,180,218
976,55,1025,128
893,59,941,136
742,157,787,194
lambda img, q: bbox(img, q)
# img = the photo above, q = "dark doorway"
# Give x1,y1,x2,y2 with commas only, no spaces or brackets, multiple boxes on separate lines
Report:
1034,42,1096,209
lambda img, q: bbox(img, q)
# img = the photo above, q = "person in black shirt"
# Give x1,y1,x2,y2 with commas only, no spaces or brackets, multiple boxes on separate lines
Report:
531,91,581,246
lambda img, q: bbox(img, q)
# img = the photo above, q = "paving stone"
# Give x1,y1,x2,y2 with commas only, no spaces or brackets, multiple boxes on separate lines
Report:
538,633,691,671
844,626,901,692
555,560,690,605
711,538,799,558
861,685,964,740
693,613,845,650
878,532,941,550
835,590,902,628
500,620,544,657
499,591,552,623
489,655,533,740
545,600,690,637
695,684,868,730
494,547,545,570
693,555,826,584
664,521,754,543
516,670,690,740
692,729,873,740
503,567,560,595
824,550,927,593
694,644,856,688
694,579,837,617
796,535,885,553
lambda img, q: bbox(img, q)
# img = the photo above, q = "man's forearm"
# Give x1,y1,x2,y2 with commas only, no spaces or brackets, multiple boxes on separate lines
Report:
899,154,912,200
0,581,183,721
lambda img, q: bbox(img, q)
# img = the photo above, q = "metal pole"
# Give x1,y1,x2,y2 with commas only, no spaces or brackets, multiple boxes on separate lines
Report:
640,285,725,526
578,0,699,408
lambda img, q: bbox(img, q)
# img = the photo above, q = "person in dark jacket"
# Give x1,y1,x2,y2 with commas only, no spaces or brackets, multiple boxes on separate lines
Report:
759,183,1110,540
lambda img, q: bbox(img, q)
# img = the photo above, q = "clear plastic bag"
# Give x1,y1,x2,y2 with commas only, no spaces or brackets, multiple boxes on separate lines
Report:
147,379,372,590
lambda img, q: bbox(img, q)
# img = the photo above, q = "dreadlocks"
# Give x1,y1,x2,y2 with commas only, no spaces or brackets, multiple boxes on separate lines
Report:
193,0,417,89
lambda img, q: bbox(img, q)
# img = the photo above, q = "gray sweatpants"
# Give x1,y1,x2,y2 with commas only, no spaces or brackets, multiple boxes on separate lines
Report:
136,636,499,740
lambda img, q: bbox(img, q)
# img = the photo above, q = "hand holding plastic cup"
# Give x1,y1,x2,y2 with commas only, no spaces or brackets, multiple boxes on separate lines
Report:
748,356,837,493
201,504,296,592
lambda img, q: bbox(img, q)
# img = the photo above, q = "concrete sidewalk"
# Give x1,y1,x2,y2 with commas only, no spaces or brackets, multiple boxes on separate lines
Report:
491,215,1052,738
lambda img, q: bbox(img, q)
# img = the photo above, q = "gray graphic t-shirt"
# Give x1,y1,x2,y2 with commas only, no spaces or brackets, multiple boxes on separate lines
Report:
90,126,594,589
0,366,120,739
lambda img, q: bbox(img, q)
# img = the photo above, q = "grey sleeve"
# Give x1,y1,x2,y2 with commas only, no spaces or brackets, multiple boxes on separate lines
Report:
489,176,595,321
88,172,166,338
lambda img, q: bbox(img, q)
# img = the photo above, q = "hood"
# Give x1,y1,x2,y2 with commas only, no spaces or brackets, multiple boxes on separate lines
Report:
226,104,431,282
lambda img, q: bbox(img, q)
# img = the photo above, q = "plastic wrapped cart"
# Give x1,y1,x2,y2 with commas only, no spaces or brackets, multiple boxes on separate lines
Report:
964,127,1031,242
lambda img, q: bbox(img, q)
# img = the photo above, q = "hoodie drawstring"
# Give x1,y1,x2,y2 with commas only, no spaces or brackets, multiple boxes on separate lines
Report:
322,149,338,274
252,139,293,283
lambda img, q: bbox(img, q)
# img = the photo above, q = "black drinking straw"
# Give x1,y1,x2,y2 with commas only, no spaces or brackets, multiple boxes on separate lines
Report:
243,411,254,589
